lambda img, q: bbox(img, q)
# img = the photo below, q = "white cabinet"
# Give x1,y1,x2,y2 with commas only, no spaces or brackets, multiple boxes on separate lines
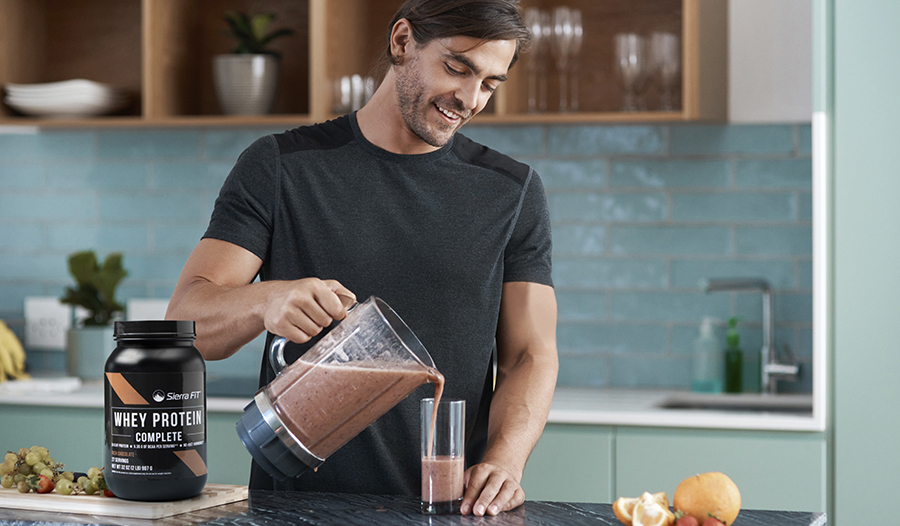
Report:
728,0,813,122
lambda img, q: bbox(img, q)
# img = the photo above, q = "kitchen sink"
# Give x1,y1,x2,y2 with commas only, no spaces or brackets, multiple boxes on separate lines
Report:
657,392,813,414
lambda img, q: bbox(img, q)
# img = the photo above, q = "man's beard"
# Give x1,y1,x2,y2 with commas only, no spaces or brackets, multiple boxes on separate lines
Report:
395,58,469,148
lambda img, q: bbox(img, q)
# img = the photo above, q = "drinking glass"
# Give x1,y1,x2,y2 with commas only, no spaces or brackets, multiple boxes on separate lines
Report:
650,32,681,111
421,398,465,514
524,8,550,113
614,33,647,111
551,7,575,112
569,9,583,112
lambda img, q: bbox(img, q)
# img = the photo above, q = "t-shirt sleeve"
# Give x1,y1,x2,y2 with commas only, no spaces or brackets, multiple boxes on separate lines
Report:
202,135,279,261
503,168,553,286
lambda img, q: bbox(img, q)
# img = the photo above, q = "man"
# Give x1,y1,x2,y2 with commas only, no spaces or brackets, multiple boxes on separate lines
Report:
166,0,557,517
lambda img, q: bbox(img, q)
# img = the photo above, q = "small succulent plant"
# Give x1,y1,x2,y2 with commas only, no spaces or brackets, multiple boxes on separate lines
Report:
224,10,294,58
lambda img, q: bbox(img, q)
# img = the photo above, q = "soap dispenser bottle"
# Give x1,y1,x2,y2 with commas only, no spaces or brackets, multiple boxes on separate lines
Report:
692,317,723,393
724,317,743,393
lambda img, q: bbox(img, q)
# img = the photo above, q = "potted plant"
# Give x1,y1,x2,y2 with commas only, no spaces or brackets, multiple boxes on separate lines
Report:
213,10,294,115
61,250,127,380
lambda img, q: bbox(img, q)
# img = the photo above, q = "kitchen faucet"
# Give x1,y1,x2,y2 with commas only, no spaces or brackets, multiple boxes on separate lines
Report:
701,278,799,394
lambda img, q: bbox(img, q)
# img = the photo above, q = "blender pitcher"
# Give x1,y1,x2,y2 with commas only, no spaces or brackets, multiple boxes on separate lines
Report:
236,296,443,480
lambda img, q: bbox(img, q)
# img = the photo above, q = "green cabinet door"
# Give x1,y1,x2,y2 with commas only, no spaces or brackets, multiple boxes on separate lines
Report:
521,423,614,503
615,427,826,513
0,405,251,486
206,411,252,485
0,406,105,470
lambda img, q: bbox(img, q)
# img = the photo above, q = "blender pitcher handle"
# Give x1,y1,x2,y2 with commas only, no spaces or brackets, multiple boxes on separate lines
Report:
268,300,358,374
269,336,289,374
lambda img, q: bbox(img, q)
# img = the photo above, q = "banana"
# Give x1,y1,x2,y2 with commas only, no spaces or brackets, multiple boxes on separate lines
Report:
0,348,7,382
0,320,29,380
0,338,14,382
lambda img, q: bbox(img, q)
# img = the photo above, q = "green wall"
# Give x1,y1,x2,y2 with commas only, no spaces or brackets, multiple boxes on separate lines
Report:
832,0,900,523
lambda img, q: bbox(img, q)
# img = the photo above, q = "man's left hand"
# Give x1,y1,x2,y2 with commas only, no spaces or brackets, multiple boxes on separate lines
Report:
459,462,525,516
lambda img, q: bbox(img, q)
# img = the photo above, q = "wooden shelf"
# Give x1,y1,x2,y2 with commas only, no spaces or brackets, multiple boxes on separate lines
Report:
0,0,725,127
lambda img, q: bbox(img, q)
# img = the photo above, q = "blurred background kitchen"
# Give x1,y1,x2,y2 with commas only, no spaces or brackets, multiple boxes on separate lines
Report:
1,0,897,524
0,0,813,395
0,119,814,393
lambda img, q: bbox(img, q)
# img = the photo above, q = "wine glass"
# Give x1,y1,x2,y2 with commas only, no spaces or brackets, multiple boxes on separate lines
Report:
614,33,647,112
524,8,549,113
538,11,552,112
650,32,681,111
569,9,583,112
551,7,575,112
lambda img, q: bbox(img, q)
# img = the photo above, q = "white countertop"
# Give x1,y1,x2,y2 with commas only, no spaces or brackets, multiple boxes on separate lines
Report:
0,380,824,432
547,388,823,432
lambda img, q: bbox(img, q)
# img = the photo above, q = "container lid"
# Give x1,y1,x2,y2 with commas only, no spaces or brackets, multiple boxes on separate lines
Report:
114,320,196,339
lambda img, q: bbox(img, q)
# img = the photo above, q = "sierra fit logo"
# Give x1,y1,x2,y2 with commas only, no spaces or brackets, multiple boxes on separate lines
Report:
152,390,166,403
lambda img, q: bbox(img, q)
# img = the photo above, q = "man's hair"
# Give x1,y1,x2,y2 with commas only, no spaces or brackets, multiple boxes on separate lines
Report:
384,0,532,69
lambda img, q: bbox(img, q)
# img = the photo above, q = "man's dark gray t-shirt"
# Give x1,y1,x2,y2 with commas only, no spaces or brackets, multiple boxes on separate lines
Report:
204,113,552,495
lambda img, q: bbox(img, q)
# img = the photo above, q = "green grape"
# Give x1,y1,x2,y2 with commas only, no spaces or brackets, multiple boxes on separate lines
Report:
77,476,89,487
1,475,13,488
82,480,97,495
17,448,29,458
87,467,103,479
13,474,26,484
39,468,54,478
18,463,32,475
3,453,16,463
0,461,13,476
45,456,55,467
33,461,47,473
55,479,74,495
16,480,30,493
62,471,74,482
24,452,40,466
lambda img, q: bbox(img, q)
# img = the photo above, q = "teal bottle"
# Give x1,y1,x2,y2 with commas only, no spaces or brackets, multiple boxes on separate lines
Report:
691,317,723,393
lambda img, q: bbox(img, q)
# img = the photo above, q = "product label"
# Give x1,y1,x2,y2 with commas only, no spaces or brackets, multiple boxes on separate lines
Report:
105,371,207,478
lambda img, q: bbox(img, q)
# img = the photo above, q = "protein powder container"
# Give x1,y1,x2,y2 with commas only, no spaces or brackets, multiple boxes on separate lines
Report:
104,320,207,501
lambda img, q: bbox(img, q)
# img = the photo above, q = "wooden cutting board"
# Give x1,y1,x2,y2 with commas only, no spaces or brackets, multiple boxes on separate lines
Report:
0,483,248,519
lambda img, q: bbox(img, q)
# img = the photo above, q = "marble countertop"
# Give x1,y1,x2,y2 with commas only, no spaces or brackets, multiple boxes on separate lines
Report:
0,378,824,432
0,490,827,526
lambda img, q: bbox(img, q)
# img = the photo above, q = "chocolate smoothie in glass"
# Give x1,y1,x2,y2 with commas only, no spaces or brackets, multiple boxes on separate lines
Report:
421,398,465,514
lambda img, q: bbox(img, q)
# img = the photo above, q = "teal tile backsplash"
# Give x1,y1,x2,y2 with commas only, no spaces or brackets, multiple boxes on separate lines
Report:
0,122,812,392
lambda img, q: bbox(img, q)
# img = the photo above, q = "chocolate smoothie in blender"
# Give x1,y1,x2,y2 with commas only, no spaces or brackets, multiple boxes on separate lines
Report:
269,357,444,459
236,297,446,481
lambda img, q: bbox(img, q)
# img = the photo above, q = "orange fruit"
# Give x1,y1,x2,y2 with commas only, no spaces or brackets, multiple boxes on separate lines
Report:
613,496,639,524
614,492,674,526
673,472,741,526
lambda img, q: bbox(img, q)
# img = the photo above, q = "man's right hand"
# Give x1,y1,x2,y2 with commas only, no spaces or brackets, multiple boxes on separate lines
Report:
167,238,356,360
263,278,356,344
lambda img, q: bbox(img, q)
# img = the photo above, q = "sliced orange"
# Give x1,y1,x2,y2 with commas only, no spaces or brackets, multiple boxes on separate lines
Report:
613,496,638,525
632,493,676,526
649,491,670,510
614,492,673,526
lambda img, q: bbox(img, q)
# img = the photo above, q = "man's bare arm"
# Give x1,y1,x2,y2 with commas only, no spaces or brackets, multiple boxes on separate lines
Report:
461,281,558,516
166,238,354,360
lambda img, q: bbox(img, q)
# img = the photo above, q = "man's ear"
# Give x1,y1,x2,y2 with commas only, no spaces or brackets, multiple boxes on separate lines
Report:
390,18,414,64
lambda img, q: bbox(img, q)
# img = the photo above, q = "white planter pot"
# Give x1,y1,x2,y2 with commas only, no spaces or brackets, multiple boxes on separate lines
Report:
213,54,280,115
66,326,115,380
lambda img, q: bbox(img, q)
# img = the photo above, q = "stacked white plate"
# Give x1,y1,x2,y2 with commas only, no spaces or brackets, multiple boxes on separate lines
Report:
3,79,130,117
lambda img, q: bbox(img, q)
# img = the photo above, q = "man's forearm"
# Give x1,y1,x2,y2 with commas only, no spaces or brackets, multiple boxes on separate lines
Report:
166,278,271,360
481,348,558,479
